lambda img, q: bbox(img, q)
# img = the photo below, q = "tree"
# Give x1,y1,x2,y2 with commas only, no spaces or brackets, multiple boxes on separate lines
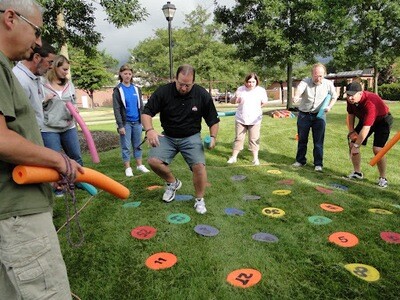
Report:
38,0,148,55
129,5,252,93
69,47,118,107
214,0,350,108
331,0,400,92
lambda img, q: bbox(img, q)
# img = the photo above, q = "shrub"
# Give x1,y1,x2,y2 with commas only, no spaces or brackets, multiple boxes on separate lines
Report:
378,83,400,100
78,131,119,153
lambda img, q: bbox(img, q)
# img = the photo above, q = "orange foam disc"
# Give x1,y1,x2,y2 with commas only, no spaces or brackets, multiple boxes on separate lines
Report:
329,232,359,247
146,185,163,191
320,203,344,212
226,268,262,288
145,252,177,270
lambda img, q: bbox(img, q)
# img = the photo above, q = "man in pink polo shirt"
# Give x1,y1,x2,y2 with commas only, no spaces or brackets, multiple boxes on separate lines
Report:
346,82,393,188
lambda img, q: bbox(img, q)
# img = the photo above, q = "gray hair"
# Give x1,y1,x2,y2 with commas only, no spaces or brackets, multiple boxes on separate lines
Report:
0,0,43,17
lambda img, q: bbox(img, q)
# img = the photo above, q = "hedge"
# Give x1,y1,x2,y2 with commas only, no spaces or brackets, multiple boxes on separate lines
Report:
378,83,400,101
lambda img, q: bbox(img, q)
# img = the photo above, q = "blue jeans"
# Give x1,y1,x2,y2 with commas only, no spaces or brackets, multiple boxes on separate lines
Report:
296,112,326,166
120,121,143,162
41,128,83,166
148,133,205,168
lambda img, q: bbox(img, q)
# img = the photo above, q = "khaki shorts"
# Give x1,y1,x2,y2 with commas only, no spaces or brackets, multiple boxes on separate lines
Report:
0,212,71,299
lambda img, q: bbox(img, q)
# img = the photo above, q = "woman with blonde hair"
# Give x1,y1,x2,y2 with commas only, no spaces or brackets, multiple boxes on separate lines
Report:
42,55,85,195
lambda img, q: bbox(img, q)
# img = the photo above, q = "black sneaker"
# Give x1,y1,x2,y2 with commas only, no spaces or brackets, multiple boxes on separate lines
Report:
347,171,363,179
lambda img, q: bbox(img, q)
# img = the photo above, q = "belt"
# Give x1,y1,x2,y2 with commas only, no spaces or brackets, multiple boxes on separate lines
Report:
299,110,318,115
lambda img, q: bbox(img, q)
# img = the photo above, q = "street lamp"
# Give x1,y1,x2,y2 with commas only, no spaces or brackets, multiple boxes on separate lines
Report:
162,2,176,81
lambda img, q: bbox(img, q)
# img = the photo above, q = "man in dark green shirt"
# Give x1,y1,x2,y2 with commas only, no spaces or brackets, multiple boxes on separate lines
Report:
0,1,82,298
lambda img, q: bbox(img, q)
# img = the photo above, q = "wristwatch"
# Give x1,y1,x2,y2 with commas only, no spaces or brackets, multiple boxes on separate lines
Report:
353,143,360,148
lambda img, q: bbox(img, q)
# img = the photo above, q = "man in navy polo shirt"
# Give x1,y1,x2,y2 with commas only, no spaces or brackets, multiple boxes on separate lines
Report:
142,64,219,214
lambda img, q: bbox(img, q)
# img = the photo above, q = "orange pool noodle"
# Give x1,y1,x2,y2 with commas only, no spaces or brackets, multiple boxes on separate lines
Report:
13,165,129,199
369,131,400,166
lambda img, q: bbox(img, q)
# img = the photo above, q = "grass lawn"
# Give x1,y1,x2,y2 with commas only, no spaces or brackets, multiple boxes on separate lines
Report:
55,101,400,299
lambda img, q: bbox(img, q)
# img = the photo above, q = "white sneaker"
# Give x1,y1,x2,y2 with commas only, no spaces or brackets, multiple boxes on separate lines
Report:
292,162,304,167
137,165,150,173
227,157,237,164
378,177,388,188
194,198,207,214
162,179,182,202
125,167,133,177
315,166,322,172
253,159,260,166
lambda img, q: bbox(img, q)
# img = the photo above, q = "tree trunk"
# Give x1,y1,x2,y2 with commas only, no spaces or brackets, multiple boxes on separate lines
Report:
286,62,293,109
56,11,69,59
373,65,379,94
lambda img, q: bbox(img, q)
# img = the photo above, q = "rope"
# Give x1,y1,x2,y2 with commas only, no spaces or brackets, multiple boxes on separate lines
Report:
71,291,82,300
59,154,85,247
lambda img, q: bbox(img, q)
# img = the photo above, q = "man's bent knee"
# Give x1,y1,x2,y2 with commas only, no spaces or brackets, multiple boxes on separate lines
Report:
148,157,164,168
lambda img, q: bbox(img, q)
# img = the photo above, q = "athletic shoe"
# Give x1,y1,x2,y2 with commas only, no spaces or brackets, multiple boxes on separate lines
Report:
292,161,304,167
314,166,323,172
162,179,182,202
378,177,388,188
137,165,150,173
347,171,363,179
125,167,133,177
194,198,207,214
227,157,237,164
253,159,260,166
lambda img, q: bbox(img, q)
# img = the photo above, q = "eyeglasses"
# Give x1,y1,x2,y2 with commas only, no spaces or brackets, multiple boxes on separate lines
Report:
176,81,194,88
0,9,42,38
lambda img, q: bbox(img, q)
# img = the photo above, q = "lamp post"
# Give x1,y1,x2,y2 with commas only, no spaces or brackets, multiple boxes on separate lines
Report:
162,2,176,81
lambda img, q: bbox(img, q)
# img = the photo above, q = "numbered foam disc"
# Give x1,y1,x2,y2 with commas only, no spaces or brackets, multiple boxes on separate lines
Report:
380,231,400,244
145,252,177,270
226,268,262,288
175,194,193,201
147,185,163,191
123,201,141,208
320,203,344,212
344,263,380,282
167,213,191,224
243,194,261,201
194,224,219,237
277,179,294,185
308,216,332,225
267,170,281,174
329,232,358,247
131,226,157,240
262,207,285,218
315,186,333,194
231,175,247,181
272,189,291,196
225,208,245,216
368,208,393,215
252,232,279,243
330,183,349,191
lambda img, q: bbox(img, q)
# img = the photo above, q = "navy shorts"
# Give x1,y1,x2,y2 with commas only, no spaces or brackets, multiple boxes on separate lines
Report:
148,132,205,168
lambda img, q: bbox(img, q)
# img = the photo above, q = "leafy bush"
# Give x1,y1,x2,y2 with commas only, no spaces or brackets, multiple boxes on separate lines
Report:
378,83,400,100
78,131,119,153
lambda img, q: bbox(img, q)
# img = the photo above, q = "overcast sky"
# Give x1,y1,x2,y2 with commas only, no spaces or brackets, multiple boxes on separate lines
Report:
94,0,234,64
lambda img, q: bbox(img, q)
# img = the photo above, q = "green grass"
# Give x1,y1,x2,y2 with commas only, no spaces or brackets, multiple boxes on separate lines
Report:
56,101,400,299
